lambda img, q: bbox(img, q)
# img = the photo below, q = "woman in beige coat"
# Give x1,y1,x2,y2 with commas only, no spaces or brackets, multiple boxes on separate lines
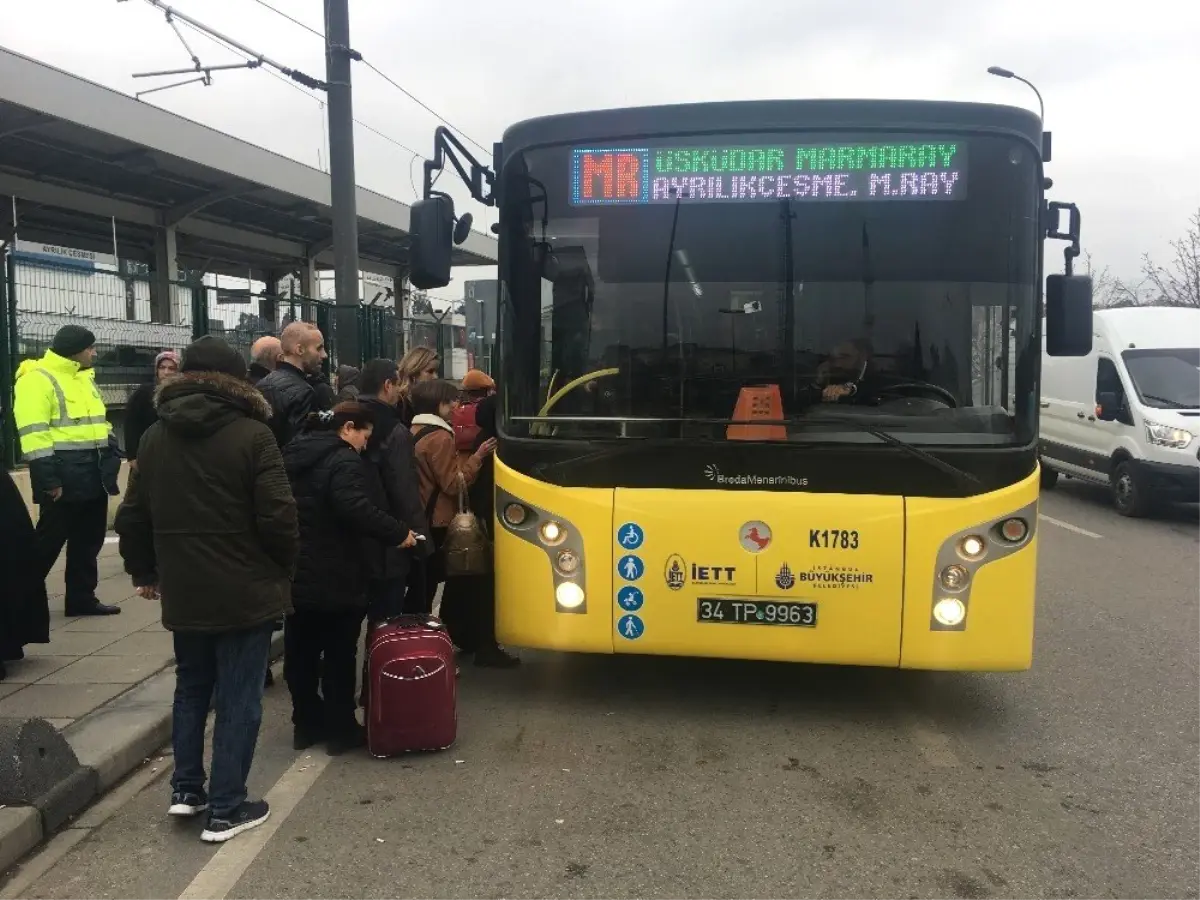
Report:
409,379,495,614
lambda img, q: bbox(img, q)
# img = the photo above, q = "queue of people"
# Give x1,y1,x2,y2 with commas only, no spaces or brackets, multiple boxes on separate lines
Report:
2,320,512,835
95,326,514,843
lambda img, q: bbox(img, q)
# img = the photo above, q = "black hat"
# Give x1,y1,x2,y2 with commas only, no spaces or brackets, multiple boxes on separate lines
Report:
181,335,248,380
50,325,96,357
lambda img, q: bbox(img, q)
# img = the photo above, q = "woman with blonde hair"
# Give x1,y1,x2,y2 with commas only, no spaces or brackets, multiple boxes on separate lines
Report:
396,346,439,427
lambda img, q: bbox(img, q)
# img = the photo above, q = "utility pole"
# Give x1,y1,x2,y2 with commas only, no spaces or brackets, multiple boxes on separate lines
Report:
324,0,361,366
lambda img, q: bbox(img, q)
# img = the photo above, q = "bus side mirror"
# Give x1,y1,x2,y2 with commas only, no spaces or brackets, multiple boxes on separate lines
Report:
409,195,456,290
1045,274,1092,357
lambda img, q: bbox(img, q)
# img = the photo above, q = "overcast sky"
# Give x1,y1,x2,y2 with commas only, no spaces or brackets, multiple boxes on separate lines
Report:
6,0,1199,294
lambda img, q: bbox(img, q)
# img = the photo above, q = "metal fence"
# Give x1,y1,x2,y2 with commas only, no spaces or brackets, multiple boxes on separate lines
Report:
0,253,357,468
0,252,485,468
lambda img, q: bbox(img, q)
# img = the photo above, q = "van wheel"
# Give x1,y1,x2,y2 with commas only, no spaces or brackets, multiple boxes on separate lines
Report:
1112,460,1153,517
1040,464,1059,489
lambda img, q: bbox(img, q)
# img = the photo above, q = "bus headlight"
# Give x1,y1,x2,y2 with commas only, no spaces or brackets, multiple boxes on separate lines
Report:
503,503,529,527
555,549,581,576
932,597,967,627
556,582,585,610
539,520,567,546
939,565,970,591
998,517,1028,543
957,534,986,561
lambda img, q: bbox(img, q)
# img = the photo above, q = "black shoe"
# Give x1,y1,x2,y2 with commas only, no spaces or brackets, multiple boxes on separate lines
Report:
200,800,270,843
326,723,366,756
168,790,208,817
293,725,324,751
65,600,121,616
475,646,521,668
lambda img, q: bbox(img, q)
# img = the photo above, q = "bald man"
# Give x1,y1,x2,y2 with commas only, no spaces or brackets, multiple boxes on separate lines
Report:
256,322,330,447
247,336,282,385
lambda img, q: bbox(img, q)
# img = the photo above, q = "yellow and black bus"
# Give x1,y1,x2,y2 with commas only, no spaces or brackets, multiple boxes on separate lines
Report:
409,99,1092,671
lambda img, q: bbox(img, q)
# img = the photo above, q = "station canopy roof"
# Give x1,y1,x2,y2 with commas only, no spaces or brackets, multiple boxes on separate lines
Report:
0,45,496,280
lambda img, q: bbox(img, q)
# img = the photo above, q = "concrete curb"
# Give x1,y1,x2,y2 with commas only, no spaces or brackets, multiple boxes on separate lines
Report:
0,631,284,875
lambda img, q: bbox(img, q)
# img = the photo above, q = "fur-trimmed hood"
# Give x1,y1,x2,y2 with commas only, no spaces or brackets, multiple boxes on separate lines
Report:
153,370,272,440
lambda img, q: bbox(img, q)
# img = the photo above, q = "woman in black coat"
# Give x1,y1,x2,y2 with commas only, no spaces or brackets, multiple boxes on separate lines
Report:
1,468,50,679
281,401,417,753
123,350,179,466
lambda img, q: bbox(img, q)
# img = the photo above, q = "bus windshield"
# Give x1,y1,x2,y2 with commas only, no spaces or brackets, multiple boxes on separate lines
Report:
500,130,1041,448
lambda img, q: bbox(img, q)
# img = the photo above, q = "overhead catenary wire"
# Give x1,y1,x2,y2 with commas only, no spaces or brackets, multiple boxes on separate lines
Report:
358,60,489,157
165,17,424,169
242,0,491,157
129,0,470,215
131,0,325,90
250,0,323,40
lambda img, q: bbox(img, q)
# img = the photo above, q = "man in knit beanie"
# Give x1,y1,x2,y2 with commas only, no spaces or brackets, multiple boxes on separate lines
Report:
14,324,122,616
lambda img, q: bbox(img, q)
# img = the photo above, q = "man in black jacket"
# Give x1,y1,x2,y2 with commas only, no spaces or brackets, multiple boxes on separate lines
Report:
355,358,431,622
257,322,330,447
114,335,298,844
247,336,281,385
800,338,887,407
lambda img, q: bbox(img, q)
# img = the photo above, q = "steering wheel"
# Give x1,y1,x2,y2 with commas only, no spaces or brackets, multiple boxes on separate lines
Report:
529,367,621,436
875,381,958,408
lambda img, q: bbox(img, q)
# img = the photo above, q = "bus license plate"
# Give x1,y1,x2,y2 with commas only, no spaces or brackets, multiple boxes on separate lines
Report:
697,599,817,627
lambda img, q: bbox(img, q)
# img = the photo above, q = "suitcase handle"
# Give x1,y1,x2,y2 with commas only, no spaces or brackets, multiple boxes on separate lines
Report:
376,614,444,632
381,660,448,681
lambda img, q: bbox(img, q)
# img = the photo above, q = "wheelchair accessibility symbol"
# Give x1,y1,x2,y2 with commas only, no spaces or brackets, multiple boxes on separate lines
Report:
617,523,644,550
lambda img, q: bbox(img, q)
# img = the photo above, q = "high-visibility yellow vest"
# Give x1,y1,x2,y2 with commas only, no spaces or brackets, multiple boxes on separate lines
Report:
14,350,113,462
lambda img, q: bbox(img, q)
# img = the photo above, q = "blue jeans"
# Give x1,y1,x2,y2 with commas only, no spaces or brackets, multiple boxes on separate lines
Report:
171,624,273,817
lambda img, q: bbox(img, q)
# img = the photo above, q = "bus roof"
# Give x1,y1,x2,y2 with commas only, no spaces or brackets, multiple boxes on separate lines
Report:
501,99,1043,158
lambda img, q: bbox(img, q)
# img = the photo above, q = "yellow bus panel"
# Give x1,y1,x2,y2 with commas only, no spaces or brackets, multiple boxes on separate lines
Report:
493,462,614,653
492,459,1040,671
900,470,1039,671
608,488,904,665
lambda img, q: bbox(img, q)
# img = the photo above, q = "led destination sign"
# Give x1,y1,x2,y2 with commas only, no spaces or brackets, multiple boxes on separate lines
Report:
570,140,967,206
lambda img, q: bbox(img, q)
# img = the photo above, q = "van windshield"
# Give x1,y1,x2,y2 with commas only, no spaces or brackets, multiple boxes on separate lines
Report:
1122,348,1200,410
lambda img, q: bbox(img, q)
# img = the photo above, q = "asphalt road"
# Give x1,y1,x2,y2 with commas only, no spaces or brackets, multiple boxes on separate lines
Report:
4,482,1197,900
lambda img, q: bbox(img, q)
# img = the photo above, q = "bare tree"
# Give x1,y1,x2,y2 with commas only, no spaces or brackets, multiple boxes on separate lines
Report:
1140,208,1200,308
1082,251,1145,309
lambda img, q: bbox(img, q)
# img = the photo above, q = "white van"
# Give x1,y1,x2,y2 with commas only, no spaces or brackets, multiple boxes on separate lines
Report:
1040,306,1200,516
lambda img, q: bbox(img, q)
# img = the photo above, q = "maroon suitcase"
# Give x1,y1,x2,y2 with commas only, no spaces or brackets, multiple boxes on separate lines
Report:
365,616,457,757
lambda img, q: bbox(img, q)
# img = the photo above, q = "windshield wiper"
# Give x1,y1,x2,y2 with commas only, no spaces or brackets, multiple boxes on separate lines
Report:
797,415,983,491
528,418,981,491
530,439,649,479
1141,394,1193,409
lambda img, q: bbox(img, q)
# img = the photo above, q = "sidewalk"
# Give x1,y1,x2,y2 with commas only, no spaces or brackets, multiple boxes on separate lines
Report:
0,537,282,874
0,538,171,727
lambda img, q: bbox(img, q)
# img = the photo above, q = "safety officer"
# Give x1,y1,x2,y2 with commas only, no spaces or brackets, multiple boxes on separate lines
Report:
14,325,123,616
